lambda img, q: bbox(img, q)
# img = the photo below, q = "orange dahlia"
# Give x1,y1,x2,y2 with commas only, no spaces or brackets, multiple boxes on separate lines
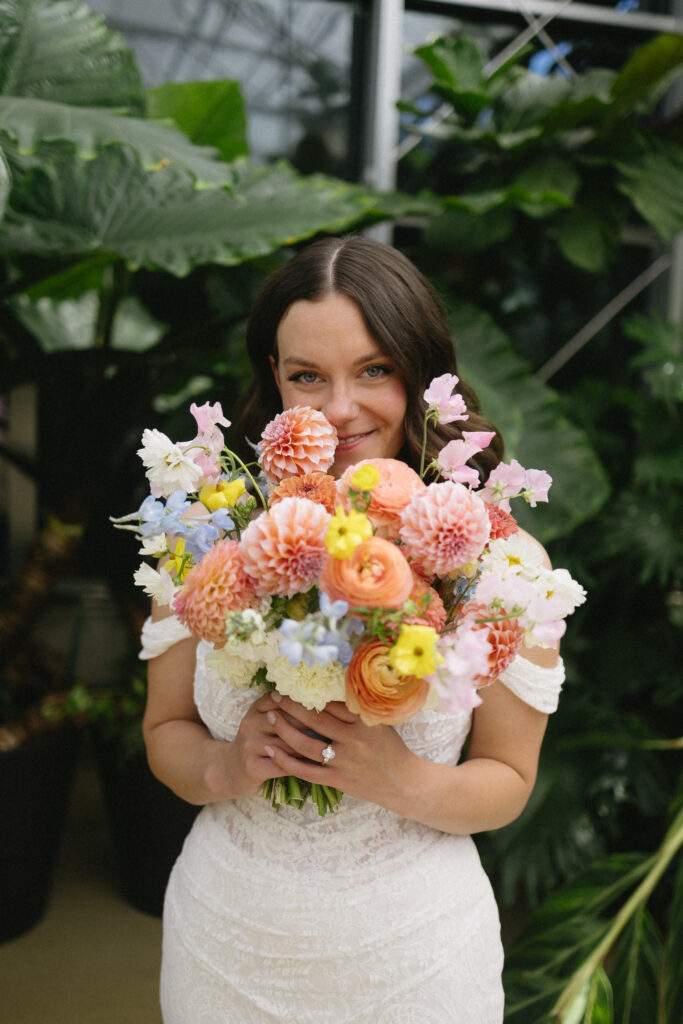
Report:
345,640,430,725
485,502,519,541
407,574,447,631
258,406,337,482
173,540,257,647
240,496,330,596
460,599,524,683
399,481,491,576
268,472,338,514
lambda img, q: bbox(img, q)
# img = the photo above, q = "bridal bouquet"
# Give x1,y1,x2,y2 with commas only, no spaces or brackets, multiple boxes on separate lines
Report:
113,375,585,814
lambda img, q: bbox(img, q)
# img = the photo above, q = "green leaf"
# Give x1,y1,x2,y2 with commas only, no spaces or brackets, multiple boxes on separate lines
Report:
0,144,382,275
11,290,166,353
146,80,248,163
0,143,9,221
451,302,610,541
414,36,490,116
610,33,683,118
609,906,662,1022
583,966,613,1023
0,96,234,188
513,154,579,217
0,0,144,113
663,853,683,1023
615,138,683,242
425,206,515,255
552,193,628,272
625,314,683,405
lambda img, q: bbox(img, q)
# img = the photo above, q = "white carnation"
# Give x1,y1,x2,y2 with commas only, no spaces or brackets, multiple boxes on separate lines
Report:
205,647,266,691
265,654,346,712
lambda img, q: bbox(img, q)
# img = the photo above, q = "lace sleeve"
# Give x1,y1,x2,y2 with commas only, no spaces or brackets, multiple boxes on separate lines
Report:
497,654,565,713
139,614,192,660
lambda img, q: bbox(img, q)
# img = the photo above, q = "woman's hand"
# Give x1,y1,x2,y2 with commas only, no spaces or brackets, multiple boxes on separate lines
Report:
261,693,417,814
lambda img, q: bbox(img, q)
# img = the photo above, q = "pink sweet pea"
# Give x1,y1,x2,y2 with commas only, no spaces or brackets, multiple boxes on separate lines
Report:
480,459,527,512
181,402,231,482
523,468,552,507
423,374,469,424
428,624,492,712
437,431,496,486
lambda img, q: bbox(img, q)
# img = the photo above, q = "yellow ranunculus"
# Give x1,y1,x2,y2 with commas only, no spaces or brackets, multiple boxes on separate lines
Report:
350,463,380,491
326,506,373,560
199,478,247,511
388,624,442,678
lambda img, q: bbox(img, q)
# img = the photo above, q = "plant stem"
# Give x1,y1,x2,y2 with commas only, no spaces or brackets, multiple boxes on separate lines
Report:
551,806,683,1020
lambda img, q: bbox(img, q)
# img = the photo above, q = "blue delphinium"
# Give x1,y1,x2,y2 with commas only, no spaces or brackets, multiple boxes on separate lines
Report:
278,592,364,668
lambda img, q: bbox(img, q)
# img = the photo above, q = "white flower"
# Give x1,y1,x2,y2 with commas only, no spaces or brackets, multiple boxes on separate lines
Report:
139,533,168,557
481,535,545,580
137,427,204,498
133,562,176,606
205,648,265,690
264,653,346,711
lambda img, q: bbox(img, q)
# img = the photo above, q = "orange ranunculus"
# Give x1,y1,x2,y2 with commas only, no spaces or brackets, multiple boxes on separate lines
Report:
345,640,430,725
319,536,413,609
336,459,426,539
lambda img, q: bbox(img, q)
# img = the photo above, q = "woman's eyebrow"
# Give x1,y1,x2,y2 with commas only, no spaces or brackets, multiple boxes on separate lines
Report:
281,351,386,368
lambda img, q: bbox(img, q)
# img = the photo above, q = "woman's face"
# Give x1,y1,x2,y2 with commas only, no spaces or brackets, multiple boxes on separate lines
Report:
271,293,407,479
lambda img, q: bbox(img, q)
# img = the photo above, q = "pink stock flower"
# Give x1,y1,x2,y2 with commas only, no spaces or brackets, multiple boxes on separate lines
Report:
258,406,337,482
173,539,257,647
423,374,469,424
399,482,491,576
240,496,330,596
523,468,552,507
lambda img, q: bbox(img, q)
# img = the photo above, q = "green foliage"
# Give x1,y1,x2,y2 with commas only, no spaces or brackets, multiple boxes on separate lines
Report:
147,80,249,163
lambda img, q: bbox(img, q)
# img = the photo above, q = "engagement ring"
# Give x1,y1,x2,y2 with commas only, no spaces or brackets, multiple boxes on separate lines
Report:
321,743,336,765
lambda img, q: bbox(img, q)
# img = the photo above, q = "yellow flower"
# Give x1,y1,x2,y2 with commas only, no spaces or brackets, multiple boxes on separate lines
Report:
351,463,380,491
325,506,373,559
388,624,442,678
169,538,193,581
199,478,246,510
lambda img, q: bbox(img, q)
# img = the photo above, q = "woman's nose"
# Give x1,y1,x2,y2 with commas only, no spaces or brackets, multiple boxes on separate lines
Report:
322,384,359,425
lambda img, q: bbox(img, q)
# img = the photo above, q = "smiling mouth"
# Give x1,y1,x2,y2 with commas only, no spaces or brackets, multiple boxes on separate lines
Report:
336,432,371,448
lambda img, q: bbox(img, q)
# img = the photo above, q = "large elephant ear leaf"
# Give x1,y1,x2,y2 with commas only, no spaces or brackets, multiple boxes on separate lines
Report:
0,144,386,275
0,0,144,113
0,144,9,222
451,301,610,541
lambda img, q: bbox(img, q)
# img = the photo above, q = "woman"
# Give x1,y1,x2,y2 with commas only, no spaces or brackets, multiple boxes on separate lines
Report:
141,236,564,1023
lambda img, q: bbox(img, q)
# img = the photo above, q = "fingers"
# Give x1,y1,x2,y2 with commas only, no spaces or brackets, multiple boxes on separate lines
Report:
265,710,333,765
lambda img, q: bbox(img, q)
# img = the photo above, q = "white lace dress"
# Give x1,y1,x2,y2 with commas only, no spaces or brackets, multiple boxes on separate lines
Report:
141,621,563,1024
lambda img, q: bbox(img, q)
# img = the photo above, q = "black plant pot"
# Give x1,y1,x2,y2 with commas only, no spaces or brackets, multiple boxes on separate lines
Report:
93,726,199,917
0,724,81,943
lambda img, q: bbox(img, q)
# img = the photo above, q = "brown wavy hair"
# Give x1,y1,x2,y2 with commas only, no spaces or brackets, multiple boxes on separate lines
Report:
232,236,503,478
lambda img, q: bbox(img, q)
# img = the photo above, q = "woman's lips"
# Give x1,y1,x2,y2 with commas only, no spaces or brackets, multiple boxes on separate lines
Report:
335,432,371,451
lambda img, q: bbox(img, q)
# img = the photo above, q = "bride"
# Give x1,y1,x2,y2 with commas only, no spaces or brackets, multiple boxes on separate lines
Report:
140,236,566,1023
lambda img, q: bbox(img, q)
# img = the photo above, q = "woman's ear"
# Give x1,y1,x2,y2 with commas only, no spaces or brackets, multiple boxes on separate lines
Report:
269,354,281,395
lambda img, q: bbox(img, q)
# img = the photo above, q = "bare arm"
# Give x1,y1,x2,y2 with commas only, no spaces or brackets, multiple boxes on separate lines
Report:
142,602,291,805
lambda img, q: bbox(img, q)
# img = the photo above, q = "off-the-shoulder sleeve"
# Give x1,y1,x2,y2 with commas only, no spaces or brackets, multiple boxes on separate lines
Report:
498,654,565,713
139,614,192,660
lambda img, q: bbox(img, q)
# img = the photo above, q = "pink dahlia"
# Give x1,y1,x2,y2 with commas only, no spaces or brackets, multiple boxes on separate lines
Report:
258,406,337,482
485,502,519,541
173,540,257,647
399,481,491,576
240,496,330,596
458,600,524,683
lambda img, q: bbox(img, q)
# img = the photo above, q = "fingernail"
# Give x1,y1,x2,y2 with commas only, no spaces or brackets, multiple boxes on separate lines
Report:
272,692,282,703
267,711,277,725
264,745,275,757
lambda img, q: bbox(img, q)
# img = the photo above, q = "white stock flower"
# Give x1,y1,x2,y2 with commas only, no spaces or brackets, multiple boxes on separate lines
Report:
133,562,176,606
137,428,204,497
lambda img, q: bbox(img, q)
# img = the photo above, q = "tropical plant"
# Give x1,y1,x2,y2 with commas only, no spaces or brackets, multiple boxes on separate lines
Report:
396,30,683,1018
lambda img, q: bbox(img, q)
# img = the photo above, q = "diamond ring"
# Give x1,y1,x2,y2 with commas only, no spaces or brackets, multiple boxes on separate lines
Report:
321,743,335,765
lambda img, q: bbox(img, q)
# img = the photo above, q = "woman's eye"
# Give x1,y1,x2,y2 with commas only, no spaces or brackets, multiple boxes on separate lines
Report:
364,364,392,379
290,371,319,384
